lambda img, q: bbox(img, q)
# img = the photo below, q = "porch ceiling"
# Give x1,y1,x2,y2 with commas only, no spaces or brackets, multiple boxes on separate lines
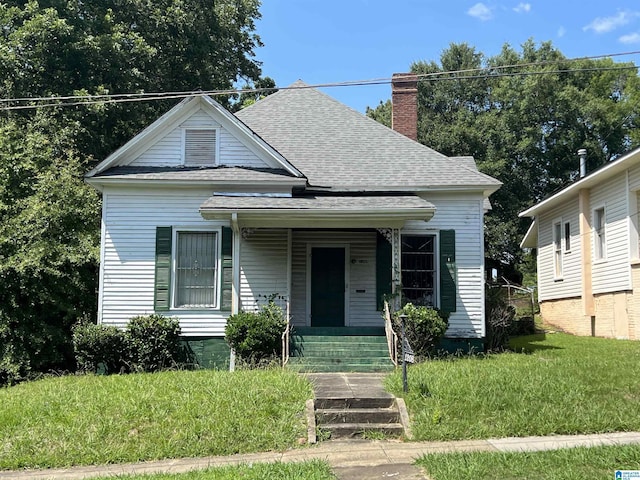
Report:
199,194,436,228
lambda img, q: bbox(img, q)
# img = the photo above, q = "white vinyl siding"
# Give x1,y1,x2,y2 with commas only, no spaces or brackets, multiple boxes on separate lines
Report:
590,174,631,294
291,230,377,328
239,229,289,313
99,187,229,336
407,194,486,337
537,203,582,301
129,109,268,168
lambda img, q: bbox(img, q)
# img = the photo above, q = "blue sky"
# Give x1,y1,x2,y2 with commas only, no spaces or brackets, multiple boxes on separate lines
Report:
254,1,640,112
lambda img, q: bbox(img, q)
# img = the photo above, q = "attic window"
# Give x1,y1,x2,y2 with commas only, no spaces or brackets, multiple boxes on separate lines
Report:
184,129,217,166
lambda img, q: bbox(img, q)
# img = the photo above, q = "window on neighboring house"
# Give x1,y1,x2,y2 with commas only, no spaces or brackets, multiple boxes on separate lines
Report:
174,231,218,308
553,221,563,278
564,222,571,252
184,129,217,166
401,235,436,306
594,207,606,260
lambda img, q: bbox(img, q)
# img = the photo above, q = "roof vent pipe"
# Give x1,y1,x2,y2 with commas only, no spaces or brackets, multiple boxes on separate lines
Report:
578,148,587,178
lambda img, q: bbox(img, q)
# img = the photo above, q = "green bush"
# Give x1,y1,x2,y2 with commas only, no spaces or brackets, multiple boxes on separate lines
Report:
225,301,286,363
126,314,183,372
394,303,449,359
72,322,126,374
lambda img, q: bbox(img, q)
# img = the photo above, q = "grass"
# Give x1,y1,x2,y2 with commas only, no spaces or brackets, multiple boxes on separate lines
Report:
416,444,640,479
93,460,336,480
386,332,640,441
0,369,312,470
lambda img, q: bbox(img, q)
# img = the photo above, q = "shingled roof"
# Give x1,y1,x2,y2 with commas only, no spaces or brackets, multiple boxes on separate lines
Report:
236,81,501,193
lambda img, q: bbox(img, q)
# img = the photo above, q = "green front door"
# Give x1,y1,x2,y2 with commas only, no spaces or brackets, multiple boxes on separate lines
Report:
311,247,345,327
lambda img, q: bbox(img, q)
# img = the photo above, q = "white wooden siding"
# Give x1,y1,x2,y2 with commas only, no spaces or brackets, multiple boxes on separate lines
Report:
407,194,485,337
99,187,229,336
590,174,631,293
537,201,582,301
129,108,268,168
239,229,289,312
290,231,378,327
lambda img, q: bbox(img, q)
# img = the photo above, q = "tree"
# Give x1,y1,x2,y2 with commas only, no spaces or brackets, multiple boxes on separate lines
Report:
368,40,640,273
0,0,264,383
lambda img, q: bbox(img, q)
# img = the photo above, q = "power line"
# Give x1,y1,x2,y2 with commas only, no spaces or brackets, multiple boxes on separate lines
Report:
1,50,639,111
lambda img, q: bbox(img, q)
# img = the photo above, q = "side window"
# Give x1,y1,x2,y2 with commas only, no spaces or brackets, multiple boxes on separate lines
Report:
564,221,571,252
594,207,606,260
553,221,563,278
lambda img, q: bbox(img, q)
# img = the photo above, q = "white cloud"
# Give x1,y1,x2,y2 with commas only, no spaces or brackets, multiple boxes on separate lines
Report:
467,3,493,21
619,32,640,44
557,26,566,38
513,3,531,13
583,10,639,34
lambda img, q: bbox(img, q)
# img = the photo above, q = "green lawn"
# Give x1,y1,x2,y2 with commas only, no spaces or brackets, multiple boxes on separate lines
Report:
94,461,336,480
0,369,312,470
417,444,640,480
386,332,640,440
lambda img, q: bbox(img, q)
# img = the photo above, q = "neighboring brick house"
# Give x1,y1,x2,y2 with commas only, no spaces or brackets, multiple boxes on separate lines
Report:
85,75,501,367
520,147,640,340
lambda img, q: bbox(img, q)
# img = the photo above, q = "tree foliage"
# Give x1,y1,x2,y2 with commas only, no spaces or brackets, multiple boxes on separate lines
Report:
368,40,640,270
0,0,263,384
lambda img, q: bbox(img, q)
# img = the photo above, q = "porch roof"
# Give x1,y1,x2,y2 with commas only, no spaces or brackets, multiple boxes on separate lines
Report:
200,193,436,228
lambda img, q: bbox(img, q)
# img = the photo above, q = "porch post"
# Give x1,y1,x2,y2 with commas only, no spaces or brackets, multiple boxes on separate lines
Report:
391,227,402,310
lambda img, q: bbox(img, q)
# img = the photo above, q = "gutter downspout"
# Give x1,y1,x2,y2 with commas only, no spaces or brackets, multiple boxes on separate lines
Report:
230,212,241,370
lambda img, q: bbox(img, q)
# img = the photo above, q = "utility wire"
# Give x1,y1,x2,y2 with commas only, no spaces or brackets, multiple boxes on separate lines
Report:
1,50,639,111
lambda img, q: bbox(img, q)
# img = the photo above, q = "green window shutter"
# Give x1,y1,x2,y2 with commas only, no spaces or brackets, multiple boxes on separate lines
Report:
439,230,457,314
376,232,392,311
154,226,173,311
220,227,233,311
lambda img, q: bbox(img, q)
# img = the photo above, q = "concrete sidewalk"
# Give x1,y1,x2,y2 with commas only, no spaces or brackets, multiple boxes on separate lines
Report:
2,431,640,479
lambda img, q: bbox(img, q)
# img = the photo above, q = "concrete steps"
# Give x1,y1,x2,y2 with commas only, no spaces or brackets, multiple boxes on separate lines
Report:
307,373,409,441
289,327,394,373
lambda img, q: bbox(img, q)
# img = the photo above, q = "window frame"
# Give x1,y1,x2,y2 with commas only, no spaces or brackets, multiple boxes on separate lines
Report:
171,227,222,310
552,218,563,280
181,127,220,167
400,232,438,308
593,206,607,261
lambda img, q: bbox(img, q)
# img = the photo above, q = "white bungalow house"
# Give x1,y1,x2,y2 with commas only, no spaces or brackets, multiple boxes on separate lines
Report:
86,75,501,368
520,147,640,340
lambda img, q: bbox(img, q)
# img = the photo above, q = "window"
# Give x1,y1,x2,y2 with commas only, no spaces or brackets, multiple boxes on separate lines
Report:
174,231,218,308
553,221,563,278
564,222,571,252
401,235,435,306
594,207,606,260
184,129,217,166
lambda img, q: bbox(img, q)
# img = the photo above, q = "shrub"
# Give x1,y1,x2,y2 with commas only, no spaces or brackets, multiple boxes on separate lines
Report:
485,287,515,351
394,303,449,359
126,314,182,372
225,300,286,363
72,322,126,374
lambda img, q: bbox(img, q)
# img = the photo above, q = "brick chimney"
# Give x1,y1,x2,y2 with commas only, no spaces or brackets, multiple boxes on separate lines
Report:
391,73,418,141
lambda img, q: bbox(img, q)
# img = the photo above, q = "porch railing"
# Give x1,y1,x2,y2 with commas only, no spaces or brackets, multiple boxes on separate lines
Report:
384,301,399,367
281,299,291,367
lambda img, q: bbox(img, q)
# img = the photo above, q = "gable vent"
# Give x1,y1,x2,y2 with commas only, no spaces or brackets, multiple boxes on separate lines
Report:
185,129,217,166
